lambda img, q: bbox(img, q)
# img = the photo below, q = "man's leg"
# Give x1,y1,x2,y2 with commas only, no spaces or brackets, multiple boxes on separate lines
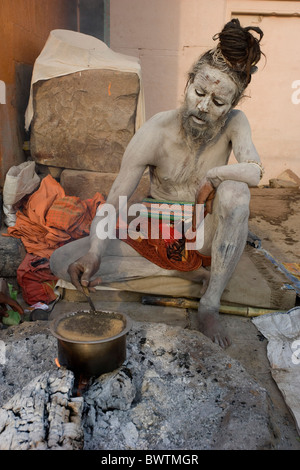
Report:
50,236,178,284
195,180,250,348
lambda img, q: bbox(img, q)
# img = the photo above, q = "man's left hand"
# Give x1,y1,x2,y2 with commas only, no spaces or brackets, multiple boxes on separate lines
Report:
192,178,216,229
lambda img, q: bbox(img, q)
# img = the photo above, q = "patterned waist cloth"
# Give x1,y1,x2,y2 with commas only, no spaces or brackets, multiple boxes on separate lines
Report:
118,198,211,272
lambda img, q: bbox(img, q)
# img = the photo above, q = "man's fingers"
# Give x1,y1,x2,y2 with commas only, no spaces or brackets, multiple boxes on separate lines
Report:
0,298,24,316
205,195,215,214
89,277,102,288
68,254,101,291
0,305,9,317
193,183,216,221
196,183,215,204
68,264,85,292
80,267,94,287
88,286,97,293
68,262,97,290
8,300,24,315
196,184,216,213
205,189,216,213
205,199,213,213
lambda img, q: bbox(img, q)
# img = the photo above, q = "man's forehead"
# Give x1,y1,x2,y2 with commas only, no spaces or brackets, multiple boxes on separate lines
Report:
193,65,237,94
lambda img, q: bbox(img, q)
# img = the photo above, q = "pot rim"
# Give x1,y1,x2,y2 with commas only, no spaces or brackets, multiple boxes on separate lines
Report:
50,309,132,345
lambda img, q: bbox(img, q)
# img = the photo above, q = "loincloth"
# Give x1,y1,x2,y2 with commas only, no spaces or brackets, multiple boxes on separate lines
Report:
118,198,211,272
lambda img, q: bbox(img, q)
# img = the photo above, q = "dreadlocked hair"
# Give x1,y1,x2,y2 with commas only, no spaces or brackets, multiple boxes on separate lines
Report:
187,19,264,106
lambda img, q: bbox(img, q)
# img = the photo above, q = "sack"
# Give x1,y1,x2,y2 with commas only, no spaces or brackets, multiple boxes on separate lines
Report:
3,161,40,226
17,254,58,305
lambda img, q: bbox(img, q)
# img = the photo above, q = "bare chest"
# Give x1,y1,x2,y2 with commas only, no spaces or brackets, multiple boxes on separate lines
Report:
150,135,231,201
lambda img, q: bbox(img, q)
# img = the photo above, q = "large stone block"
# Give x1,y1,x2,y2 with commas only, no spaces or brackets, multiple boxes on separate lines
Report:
30,69,140,172
60,169,150,201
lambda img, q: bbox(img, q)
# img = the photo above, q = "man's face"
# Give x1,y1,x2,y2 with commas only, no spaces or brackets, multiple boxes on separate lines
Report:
181,64,238,141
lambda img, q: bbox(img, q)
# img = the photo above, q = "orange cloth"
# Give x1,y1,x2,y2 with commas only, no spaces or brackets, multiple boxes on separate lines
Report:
17,254,58,304
4,175,105,258
121,218,211,272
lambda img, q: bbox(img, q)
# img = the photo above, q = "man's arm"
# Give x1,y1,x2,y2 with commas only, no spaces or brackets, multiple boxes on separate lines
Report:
89,118,161,255
88,156,146,256
206,110,263,188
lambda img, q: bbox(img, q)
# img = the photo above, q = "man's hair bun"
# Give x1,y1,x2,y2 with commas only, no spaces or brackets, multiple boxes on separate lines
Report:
214,18,264,82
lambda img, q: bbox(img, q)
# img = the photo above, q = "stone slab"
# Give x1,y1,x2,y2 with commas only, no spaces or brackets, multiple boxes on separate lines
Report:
30,69,140,172
60,169,150,201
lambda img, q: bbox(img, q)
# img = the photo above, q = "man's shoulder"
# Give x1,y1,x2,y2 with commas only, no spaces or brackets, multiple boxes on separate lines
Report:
127,110,178,159
147,109,178,127
136,110,179,143
228,109,249,127
226,109,251,135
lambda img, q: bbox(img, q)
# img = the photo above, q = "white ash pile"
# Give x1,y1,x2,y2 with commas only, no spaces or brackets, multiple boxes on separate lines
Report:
0,321,279,450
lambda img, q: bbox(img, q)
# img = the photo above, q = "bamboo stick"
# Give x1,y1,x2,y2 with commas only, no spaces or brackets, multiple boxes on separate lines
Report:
141,296,283,317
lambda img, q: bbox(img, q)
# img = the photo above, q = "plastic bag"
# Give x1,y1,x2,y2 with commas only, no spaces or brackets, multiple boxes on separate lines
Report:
3,161,40,226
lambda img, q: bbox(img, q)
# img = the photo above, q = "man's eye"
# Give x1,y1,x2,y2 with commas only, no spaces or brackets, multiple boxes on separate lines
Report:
195,89,205,97
213,99,224,107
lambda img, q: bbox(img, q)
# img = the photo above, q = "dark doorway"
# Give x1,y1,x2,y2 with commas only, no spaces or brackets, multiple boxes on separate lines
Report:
78,0,110,44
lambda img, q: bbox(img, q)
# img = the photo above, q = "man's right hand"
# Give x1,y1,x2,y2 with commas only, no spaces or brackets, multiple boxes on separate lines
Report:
68,252,101,292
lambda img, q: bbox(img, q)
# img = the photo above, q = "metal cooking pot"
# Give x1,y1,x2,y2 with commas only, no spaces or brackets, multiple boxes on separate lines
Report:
50,310,132,378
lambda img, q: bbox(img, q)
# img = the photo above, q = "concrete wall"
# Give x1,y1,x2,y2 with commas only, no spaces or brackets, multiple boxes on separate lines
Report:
0,0,77,187
110,0,300,185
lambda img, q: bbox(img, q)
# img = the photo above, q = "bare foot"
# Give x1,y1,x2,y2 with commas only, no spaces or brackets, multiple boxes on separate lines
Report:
196,307,231,349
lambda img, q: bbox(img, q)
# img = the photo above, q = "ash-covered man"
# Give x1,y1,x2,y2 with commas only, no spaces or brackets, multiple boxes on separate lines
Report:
50,19,264,348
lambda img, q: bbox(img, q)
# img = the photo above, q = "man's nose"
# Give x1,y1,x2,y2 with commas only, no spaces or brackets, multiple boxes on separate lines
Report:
197,97,209,112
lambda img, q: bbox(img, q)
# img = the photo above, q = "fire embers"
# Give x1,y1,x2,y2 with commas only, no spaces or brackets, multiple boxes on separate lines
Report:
54,357,91,397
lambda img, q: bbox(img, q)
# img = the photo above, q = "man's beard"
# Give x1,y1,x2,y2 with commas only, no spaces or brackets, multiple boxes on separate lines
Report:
180,103,227,145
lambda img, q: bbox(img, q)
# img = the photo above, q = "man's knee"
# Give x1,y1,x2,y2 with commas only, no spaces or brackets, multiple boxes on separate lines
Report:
49,249,61,278
215,181,250,220
50,244,73,281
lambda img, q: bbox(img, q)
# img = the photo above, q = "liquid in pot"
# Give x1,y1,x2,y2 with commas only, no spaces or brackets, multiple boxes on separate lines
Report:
56,311,125,342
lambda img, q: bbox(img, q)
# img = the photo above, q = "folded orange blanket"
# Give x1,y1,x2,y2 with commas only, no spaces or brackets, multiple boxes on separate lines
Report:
4,175,105,258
